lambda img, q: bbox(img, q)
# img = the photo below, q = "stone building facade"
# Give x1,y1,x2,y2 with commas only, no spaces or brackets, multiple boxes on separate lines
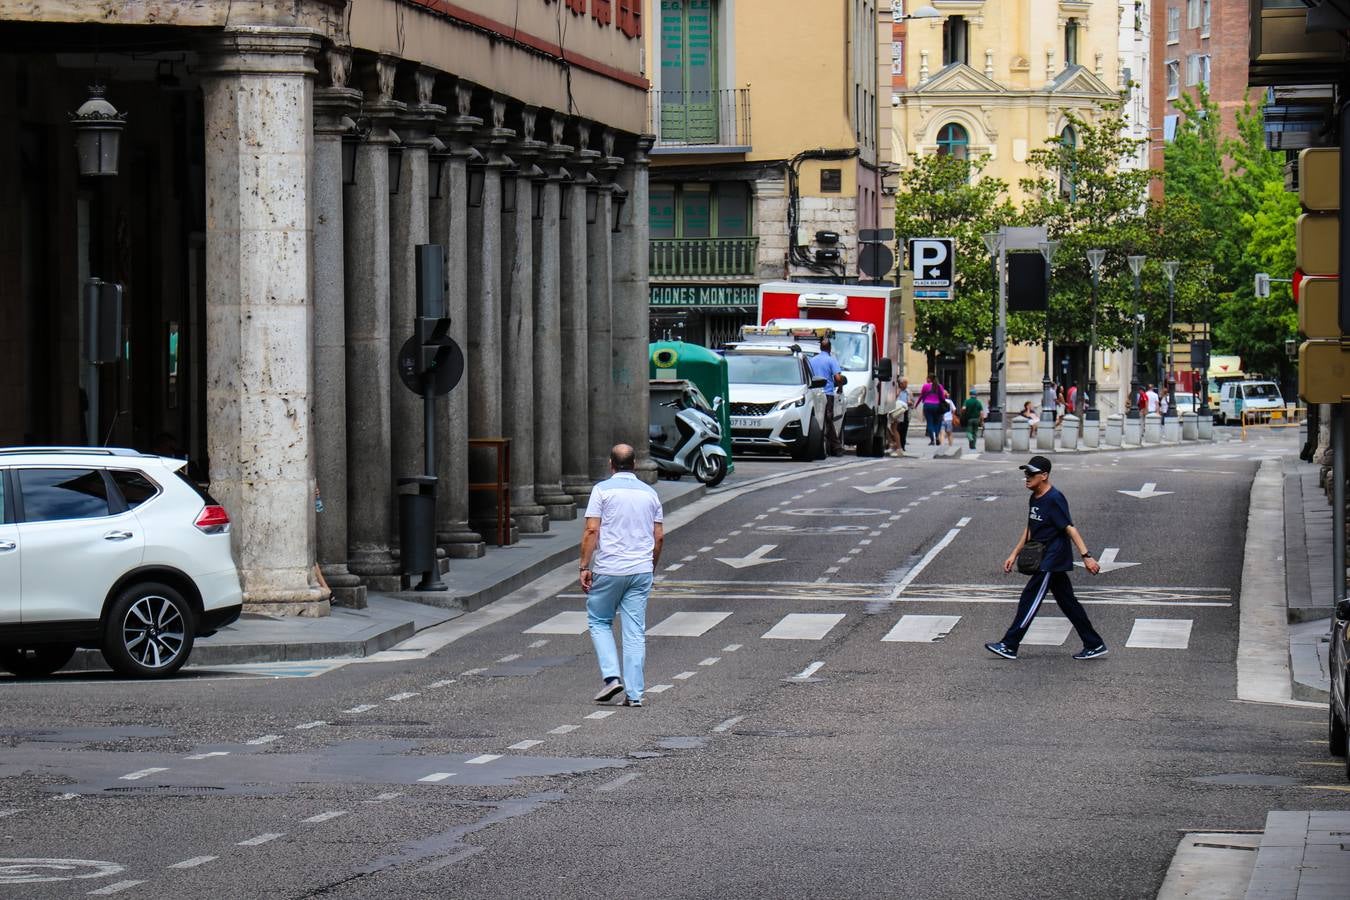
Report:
0,0,653,614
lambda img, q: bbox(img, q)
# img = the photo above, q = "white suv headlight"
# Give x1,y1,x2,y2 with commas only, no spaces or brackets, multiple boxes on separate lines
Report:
775,395,807,412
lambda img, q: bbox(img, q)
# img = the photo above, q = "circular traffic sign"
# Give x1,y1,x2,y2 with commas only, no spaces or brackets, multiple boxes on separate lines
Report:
398,337,465,397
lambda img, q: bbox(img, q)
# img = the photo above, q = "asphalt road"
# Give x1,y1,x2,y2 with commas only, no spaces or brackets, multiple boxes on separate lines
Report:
1,431,1344,899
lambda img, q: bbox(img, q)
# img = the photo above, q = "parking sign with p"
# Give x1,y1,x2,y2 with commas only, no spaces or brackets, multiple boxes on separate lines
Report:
908,237,955,299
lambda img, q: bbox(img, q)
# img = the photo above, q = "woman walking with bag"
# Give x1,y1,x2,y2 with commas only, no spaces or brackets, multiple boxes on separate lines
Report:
984,455,1108,660
916,377,946,445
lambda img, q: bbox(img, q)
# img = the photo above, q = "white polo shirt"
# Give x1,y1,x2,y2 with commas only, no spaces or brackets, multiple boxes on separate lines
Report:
584,472,663,576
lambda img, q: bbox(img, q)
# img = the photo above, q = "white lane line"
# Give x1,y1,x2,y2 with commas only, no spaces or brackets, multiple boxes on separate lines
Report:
729,530,742,536
792,494,805,500
957,517,971,527
836,557,853,565
713,715,745,733
524,610,589,634
246,735,281,745
849,548,863,554
294,721,327,730
959,479,971,484
1126,618,1193,649
763,613,846,640
88,880,145,895
815,576,832,584
825,566,840,574
237,833,285,846
52,793,80,801
698,657,721,666
882,614,961,643
386,692,422,702
418,772,456,783
648,611,732,637
120,767,169,781
665,563,684,572
682,555,698,562
792,661,825,680
944,484,958,489
597,772,641,793
982,496,998,502
168,856,217,869
549,724,580,735
427,678,458,688
509,740,544,750
869,531,882,537
185,751,230,760
754,514,768,520
647,684,674,694
713,538,728,544
372,791,404,801
302,811,348,824
741,522,755,528
527,640,550,649
879,523,892,529
892,512,907,519
586,710,617,720
723,644,743,652
495,654,521,663
804,488,817,494
461,668,486,676
673,671,697,680
698,546,714,552
891,525,965,597
344,704,378,714
465,754,501,765
859,539,872,546
1022,617,1073,646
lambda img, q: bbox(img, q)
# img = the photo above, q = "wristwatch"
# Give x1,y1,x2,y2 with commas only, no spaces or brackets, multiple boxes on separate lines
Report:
1081,553,1094,559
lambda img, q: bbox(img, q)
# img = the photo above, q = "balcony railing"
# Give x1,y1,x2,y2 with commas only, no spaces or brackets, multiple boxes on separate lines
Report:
650,237,760,278
649,89,752,151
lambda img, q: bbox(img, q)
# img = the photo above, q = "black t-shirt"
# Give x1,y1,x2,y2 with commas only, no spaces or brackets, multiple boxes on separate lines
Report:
1027,486,1073,571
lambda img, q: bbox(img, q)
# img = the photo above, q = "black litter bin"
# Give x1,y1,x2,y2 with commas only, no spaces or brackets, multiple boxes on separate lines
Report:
397,475,442,589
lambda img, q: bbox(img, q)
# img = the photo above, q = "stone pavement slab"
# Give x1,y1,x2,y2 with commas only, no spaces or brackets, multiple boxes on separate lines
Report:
1290,618,1333,702
1244,811,1350,900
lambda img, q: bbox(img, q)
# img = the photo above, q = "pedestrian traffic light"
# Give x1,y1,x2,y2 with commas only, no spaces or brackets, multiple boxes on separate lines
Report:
1296,149,1344,403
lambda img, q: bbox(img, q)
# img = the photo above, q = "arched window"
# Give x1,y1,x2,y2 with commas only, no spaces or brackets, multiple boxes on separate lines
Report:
1058,125,1078,201
936,123,969,160
1064,18,1080,67
942,16,969,66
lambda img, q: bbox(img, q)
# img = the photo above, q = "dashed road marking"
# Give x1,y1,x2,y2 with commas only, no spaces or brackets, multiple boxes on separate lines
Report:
465,754,501,765
723,644,742,652
344,704,378,714
461,668,486,676
836,557,853,565
713,715,745,733
549,724,579,735
185,751,230,760
698,657,721,666
168,856,217,869
237,833,285,846
681,555,698,562
647,684,673,694
302,811,348,824
523,611,588,635
792,661,825,680
508,740,544,750
957,517,971,527
120,767,168,781
89,880,144,895
764,613,846,641
824,566,840,574
673,671,697,680
372,791,404,801
698,546,714,553
495,655,521,664
527,640,549,649
665,563,684,572
427,678,458,688
246,735,281,745
586,710,616,720
52,793,79,801
418,773,455,783
713,538,728,544
294,721,327,730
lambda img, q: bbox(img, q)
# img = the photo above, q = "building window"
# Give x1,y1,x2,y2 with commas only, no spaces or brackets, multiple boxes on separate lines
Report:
1064,19,1080,67
617,0,643,37
1165,60,1180,99
1058,125,1078,201
935,122,969,159
658,0,720,143
892,40,904,76
1198,54,1210,87
1186,0,1201,29
1201,0,1210,33
1167,7,1180,42
649,182,752,239
942,16,969,66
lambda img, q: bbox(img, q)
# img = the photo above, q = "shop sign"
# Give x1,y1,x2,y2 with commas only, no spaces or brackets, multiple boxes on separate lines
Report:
650,284,758,308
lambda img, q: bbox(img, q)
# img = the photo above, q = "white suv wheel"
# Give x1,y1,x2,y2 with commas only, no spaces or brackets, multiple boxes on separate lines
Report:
104,583,195,678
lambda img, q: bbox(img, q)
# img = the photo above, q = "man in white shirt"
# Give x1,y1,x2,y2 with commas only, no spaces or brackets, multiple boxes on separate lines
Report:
1145,385,1160,415
579,444,664,707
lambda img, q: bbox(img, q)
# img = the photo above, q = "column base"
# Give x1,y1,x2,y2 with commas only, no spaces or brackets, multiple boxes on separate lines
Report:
470,517,520,546
636,460,658,485
320,565,368,610
243,587,332,618
535,485,577,521
513,503,551,534
562,476,593,508
348,550,401,592
438,524,487,559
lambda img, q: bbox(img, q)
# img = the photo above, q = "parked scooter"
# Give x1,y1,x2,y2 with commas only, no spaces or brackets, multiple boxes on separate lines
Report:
649,382,729,487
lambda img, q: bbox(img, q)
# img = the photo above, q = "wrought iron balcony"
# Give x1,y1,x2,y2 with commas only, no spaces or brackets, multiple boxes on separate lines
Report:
650,236,760,278
648,89,752,152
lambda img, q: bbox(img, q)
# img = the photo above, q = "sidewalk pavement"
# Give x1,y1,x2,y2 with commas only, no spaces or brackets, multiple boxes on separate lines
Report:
1283,456,1337,702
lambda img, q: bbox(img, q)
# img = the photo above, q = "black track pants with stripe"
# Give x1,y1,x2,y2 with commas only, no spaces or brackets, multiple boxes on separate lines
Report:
1001,570,1103,652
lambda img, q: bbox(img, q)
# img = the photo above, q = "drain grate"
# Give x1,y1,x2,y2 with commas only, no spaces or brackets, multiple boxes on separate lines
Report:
105,785,225,794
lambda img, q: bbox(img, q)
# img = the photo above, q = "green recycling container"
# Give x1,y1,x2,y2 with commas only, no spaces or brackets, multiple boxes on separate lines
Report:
649,341,733,471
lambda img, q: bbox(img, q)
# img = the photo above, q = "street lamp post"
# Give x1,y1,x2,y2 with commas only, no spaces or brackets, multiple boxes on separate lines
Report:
1163,259,1180,418
982,230,1004,424
1038,240,1060,434
1127,255,1146,419
1085,248,1106,421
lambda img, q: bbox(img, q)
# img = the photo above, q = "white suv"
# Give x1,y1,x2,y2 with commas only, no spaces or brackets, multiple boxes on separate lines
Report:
0,448,243,678
723,346,828,460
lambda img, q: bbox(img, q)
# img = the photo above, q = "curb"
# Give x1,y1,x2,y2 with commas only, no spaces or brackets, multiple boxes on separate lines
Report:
1237,460,1302,705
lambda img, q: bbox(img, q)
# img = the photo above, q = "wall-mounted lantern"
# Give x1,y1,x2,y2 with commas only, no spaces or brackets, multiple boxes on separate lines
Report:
70,83,126,177
387,131,404,195
428,136,450,199
610,185,628,233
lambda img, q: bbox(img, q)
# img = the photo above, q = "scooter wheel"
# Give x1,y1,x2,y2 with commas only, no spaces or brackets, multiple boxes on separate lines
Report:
694,453,728,487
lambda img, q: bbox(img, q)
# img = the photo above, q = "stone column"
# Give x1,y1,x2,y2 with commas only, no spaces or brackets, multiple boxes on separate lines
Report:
311,55,366,609
587,161,617,482
500,109,549,534
610,135,656,484
343,58,404,588
467,97,517,543
559,173,594,505
533,115,577,520
389,73,444,561
200,26,328,616
431,86,486,558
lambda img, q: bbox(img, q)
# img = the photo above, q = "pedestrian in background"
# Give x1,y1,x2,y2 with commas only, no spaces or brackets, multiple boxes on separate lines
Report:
961,389,983,450
1145,384,1160,415
809,339,845,456
985,455,1107,661
941,391,957,446
579,444,664,707
917,376,946,445
888,377,911,457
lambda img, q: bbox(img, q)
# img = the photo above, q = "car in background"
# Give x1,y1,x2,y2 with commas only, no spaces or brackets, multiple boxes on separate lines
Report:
1217,380,1285,425
721,345,827,460
0,447,243,678
1329,596,1350,777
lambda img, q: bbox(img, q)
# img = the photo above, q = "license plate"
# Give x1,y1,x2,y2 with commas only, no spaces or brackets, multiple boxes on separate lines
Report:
731,417,760,427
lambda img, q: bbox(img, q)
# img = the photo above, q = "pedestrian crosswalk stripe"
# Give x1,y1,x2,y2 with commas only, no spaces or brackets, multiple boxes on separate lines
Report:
1125,618,1193,649
647,611,731,637
524,611,589,634
1022,617,1072,646
762,613,846,640
882,614,960,643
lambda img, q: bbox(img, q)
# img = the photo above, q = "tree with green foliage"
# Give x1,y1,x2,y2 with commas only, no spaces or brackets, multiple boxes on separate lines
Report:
893,153,1018,357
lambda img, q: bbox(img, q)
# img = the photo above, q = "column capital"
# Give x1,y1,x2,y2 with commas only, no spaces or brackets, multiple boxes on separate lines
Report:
314,86,362,136
440,80,484,158
631,134,655,165
397,104,447,148
199,25,323,77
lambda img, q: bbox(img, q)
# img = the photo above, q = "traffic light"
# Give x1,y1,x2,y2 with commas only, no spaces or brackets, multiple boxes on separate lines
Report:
1297,149,1344,403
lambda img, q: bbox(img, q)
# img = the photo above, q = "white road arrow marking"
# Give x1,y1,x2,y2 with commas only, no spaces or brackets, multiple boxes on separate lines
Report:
1074,548,1140,574
1117,482,1173,499
715,544,784,569
853,477,907,495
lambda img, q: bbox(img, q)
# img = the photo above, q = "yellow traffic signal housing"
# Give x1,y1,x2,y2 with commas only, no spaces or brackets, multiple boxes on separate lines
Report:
1297,213,1339,276
1299,341,1350,403
1300,149,1340,212
1300,276,1339,338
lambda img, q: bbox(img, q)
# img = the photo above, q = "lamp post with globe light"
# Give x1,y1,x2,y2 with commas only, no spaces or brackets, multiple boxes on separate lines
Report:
1085,247,1106,421
1038,240,1060,433
1163,260,1180,418
1127,254,1146,419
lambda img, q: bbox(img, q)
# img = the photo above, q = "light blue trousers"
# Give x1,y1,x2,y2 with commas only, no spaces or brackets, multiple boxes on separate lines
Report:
586,572,652,701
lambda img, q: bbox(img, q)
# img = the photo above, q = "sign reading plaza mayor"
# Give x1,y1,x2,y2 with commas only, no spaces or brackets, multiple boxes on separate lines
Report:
908,237,956,301
650,285,758,308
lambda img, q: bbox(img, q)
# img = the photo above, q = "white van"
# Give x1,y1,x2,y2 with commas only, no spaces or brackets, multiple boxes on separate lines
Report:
1218,381,1284,424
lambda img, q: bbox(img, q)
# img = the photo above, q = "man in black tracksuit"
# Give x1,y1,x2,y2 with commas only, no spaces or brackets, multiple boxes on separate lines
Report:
985,455,1108,660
